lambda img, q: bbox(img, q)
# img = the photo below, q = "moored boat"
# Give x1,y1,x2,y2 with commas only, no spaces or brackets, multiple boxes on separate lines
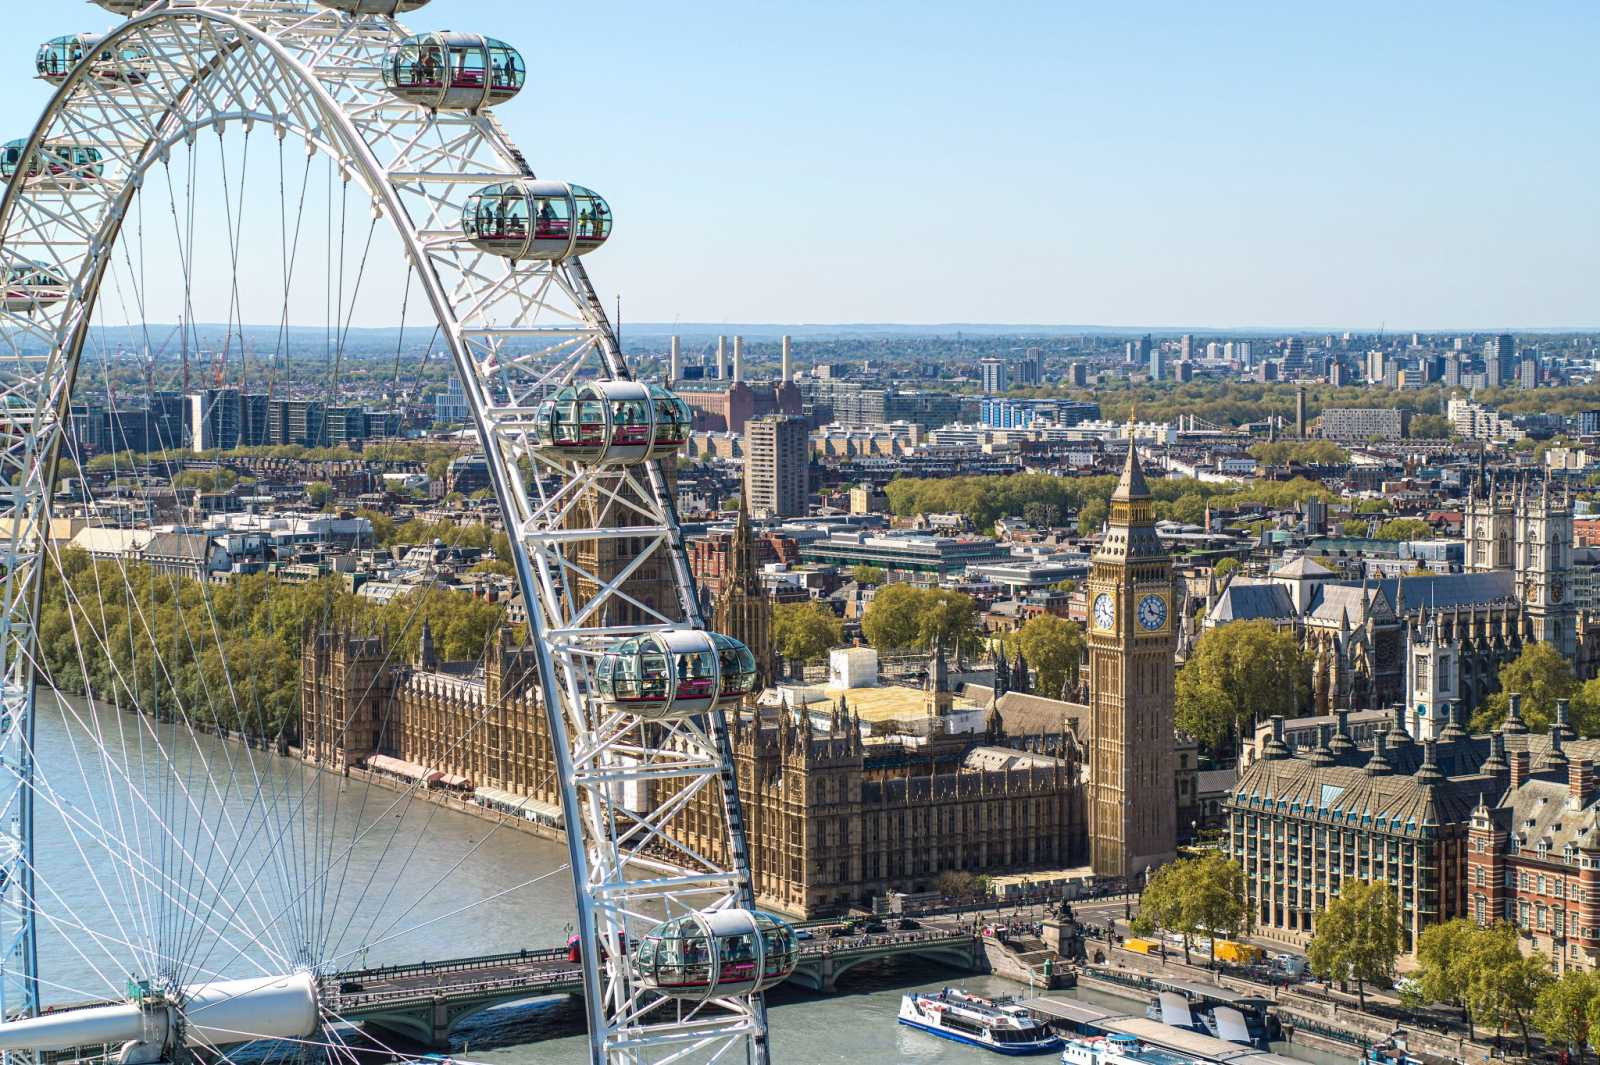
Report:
1061,1032,1206,1065
898,988,1063,1055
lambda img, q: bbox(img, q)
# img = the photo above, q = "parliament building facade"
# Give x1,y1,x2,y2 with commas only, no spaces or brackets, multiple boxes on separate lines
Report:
303,451,1181,915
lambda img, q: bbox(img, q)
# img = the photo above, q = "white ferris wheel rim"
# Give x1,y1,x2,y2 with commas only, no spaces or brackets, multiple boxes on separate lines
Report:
0,3,768,1064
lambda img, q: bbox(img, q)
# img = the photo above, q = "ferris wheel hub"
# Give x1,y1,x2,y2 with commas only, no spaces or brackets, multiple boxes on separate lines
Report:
0,972,318,1056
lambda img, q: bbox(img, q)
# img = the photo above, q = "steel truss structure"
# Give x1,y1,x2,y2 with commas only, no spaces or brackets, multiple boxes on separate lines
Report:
0,3,768,1063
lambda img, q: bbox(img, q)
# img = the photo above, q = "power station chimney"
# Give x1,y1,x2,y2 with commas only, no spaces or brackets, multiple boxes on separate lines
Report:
781,335,793,381
669,336,681,382
732,335,745,383
715,336,727,380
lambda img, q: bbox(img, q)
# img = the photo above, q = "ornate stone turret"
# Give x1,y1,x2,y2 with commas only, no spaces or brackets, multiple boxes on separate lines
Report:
713,497,774,692
925,638,953,719
416,617,437,671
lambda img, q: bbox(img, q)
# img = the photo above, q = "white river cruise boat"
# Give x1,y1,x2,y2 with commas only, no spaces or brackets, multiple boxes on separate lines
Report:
898,988,1064,1055
1061,1032,1207,1065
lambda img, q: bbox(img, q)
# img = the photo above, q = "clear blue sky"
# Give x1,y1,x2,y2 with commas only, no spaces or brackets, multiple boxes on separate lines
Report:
5,1,1597,329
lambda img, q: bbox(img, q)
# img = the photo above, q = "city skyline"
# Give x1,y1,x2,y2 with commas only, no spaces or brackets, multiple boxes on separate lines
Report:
1,1,1594,329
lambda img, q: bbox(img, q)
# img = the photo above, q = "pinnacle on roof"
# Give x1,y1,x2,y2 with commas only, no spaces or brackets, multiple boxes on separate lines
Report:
1112,418,1150,502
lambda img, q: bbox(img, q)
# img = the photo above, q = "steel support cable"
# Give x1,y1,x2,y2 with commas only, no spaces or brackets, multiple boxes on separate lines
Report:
65,280,161,979
38,541,300,979
24,572,297,980
90,142,303,979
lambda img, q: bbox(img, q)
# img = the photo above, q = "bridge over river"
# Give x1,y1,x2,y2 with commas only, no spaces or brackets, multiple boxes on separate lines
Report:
328,923,984,1046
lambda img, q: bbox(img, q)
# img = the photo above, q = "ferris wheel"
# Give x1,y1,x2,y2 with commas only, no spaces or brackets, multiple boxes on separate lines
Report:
0,3,784,1065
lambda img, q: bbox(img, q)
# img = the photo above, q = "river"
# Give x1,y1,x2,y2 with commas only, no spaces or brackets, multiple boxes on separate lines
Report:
28,698,1352,1065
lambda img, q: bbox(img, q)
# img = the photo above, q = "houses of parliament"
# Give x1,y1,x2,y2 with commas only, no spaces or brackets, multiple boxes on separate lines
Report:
301,442,1179,913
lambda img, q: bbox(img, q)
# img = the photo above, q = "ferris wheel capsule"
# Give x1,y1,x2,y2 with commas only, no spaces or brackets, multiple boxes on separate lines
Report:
36,34,152,87
316,0,432,13
89,1,152,14
633,910,798,1002
382,32,524,111
595,631,757,720
1,141,104,190
462,181,612,260
534,382,692,465
1,261,68,314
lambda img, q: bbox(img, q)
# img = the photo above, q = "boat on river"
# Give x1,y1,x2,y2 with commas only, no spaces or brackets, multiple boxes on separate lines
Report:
1061,1032,1207,1065
899,988,1063,1055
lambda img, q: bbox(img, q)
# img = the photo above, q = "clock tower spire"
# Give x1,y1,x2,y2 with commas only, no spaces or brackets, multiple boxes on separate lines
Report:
1087,427,1177,881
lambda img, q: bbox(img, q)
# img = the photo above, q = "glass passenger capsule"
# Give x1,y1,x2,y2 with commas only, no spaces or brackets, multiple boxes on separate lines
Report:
461,181,612,260
595,631,758,720
2,262,68,314
634,910,798,1001
36,34,152,87
534,382,692,464
91,1,151,14
1,141,104,189
382,32,523,111
316,0,432,13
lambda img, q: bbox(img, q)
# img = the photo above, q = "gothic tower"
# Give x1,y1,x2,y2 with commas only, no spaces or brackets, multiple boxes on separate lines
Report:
713,499,774,689
1465,466,1515,573
1517,478,1576,659
1086,433,1177,880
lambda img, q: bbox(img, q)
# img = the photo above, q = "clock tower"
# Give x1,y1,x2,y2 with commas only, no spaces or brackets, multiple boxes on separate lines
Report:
1087,433,1177,881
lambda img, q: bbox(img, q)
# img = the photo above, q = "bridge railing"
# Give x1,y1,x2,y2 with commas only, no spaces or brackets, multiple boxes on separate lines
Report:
338,946,570,983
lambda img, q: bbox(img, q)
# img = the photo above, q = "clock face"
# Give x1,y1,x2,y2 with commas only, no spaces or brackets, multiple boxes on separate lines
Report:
1093,593,1116,630
1138,593,1168,631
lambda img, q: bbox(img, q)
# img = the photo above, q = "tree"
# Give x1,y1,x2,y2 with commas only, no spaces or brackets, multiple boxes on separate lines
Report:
1077,498,1108,537
1133,854,1247,967
1574,677,1600,739
861,584,925,651
1466,924,1551,1054
1410,413,1453,438
916,590,982,654
1414,919,1481,1033
861,585,980,655
1472,642,1578,733
1013,614,1084,700
850,565,887,587
1212,557,1240,580
305,481,335,509
1136,861,1197,964
1340,518,1370,538
1306,880,1402,1009
1373,517,1433,541
771,602,842,665
1176,620,1308,749
1536,971,1599,1060
1188,853,1249,966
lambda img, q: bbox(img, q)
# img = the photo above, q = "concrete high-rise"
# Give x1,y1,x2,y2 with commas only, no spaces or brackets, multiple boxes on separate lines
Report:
980,357,1008,395
744,414,809,518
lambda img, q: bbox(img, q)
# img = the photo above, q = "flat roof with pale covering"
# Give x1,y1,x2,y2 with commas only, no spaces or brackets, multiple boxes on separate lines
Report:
775,682,983,724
